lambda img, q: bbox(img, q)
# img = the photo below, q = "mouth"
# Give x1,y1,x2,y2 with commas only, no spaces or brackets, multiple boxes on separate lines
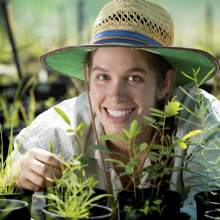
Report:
105,108,135,117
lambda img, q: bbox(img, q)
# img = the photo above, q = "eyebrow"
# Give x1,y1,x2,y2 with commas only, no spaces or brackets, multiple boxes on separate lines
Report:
91,66,147,75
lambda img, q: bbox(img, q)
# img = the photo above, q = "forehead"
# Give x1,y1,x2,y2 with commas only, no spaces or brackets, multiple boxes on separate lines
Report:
92,47,150,68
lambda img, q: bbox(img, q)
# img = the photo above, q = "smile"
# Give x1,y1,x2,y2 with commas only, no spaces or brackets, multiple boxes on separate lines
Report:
106,108,135,117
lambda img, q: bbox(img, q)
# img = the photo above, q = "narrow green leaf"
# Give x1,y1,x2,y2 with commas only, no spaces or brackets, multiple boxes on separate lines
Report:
99,134,120,140
182,130,203,141
135,145,141,155
199,67,215,85
150,108,165,115
164,180,178,189
105,158,125,167
147,145,167,150
89,145,113,154
206,128,220,136
173,136,179,141
75,122,87,133
118,172,128,178
156,164,163,171
123,129,131,139
48,139,54,153
80,156,89,166
151,206,158,211
113,151,126,158
53,107,71,126
121,134,128,142
150,113,164,118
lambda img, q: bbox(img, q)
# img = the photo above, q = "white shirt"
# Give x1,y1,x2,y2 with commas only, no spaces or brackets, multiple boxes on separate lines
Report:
13,87,220,220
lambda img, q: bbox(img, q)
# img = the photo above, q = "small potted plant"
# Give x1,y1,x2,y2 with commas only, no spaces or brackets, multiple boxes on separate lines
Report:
0,199,28,220
99,98,203,219
39,156,113,220
0,122,34,219
177,68,220,220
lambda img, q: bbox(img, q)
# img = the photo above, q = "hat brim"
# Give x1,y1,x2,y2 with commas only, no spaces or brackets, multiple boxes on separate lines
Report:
40,44,219,88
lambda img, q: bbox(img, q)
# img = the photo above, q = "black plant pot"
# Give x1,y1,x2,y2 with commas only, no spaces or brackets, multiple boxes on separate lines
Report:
120,210,191,220
117,188,182,216
194,190,220,220
42,203,113,220
45,186,108,206
0,187,34,219
204,210,220,219
0,199,28,220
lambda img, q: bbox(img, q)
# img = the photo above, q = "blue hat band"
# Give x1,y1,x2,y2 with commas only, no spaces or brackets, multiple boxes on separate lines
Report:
90,30,163,46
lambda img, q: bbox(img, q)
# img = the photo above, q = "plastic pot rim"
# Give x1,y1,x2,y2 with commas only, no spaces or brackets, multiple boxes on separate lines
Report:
0,199,28,212
42,203,113,219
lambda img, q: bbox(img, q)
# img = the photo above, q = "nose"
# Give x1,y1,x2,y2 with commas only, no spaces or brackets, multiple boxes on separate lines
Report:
108,80,127,103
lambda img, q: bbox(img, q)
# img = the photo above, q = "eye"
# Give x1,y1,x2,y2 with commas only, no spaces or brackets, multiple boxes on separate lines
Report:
128,75,143,82
98,74,109,80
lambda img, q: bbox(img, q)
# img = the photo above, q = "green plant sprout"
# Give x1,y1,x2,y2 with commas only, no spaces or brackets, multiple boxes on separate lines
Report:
0,119,25,194
99,99,202,200
177,67,220,200
124,199,165,216
38,160,112,218
0,76,37,127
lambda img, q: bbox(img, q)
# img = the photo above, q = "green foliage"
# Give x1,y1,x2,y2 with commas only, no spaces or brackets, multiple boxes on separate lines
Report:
38,163,112,218
0,120,24,194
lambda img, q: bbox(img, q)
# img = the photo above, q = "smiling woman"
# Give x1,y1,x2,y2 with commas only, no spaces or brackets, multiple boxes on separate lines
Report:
7,0,220,219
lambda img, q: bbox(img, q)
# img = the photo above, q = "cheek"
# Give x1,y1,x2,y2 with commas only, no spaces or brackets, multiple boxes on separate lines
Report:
90,83,105,110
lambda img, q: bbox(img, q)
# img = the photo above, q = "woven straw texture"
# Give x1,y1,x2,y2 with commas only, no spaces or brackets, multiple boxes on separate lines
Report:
92,0,174,46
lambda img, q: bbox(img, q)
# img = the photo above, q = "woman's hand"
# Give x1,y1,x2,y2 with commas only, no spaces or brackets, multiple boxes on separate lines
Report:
11,148,67,191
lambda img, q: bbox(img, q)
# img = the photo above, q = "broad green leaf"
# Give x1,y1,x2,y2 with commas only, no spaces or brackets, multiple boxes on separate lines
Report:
121,134,128,142
53,107,71,126
125,166,133,174
150,206,158,211
129,120,138,139
48,139,54,153
147,145,167,150
66,129,75,134
143,165,154,173
165,102,181,115
150,108,165,115
80,156,89,166
89,145,113,154
140,143,148,152
127,159,141,168
153,200,162,205
99,134,120,140
177,142,187,149
161,151,169,155
105,159,125,167
75,122,87,133
123,129,131,139
182,130,203,141
149,171,155,179
156,164,163,171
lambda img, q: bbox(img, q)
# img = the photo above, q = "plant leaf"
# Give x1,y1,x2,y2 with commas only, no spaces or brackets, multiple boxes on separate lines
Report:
143,165,154,173
75,122,87,133
66,129,75,134
164,180,178,189
89,145,113,154
123,129,131,139
150,108,165,115
177,142,187,149
182,130,203,141
147,145,167,150
53,107,71,126
48,139,54,153
99,134,120,140
105,159,125,167
156,164,163,171
140,143,148,152
129,120,138,139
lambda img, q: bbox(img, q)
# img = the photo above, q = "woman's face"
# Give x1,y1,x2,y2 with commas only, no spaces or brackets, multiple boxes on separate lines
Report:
89,47,166,137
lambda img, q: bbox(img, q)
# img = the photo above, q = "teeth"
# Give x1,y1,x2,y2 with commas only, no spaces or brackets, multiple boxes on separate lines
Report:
107,108,133,117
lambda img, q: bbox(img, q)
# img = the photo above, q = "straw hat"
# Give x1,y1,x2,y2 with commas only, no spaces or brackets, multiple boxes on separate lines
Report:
40,0,219,87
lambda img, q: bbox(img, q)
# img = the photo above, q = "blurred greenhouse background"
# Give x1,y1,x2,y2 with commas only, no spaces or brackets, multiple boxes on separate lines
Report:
0,0,220,141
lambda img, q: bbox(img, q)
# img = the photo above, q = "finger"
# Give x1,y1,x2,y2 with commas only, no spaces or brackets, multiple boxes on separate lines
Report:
16,179,45,192
30,159,62,180
33,149,68,170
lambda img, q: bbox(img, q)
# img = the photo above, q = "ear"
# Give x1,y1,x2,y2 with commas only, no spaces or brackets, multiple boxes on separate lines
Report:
157,69,174,99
